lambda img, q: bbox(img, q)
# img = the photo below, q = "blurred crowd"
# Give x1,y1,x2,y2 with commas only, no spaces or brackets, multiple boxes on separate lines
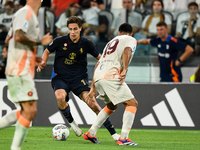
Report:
0,0,200,55
0,0,200,81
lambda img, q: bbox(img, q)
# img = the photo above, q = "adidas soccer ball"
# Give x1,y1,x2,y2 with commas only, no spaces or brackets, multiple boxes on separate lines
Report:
52,124,70,141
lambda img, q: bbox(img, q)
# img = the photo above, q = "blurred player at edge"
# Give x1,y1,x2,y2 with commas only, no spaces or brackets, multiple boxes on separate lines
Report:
0,0,52,149
37,16,120,140
83,23,139,145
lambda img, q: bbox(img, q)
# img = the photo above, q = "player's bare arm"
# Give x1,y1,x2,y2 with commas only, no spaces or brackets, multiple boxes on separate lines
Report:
36,49,51,72
5,35,10,45
137,39,151,45
96,54,101,60
15,29,52,46
120,47,132,84
85,61,100,101
175,45,194,66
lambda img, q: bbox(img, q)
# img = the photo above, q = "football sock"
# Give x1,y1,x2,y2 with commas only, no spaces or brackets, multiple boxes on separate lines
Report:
0,110,20,129
59,105,73,123
90,106,114,137
11,115,30,150
120,106,137,139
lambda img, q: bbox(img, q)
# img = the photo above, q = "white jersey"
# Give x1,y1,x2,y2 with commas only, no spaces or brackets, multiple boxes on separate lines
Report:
6,5,40,78
94,35,137,82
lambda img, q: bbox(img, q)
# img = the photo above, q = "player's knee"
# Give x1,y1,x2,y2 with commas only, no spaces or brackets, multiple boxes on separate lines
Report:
56,94,66,103
107,103,118,110
124,98,138,108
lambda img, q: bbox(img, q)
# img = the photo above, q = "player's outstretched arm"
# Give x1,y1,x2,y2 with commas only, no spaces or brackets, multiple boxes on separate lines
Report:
85,61,100,101
15,30,52,46
37,49,51,72
137,39,150,45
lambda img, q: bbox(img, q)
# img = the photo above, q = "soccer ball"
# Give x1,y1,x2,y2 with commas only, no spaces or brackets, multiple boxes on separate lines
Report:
52,124,70,141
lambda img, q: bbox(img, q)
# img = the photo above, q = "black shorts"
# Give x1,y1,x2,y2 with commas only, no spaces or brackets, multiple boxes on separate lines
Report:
51,75,90,98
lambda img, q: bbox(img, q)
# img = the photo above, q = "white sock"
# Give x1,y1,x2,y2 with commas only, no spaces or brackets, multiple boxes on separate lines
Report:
11,116,30,150
0,110,20,129
120,106,137,139
69,120,77,127
89,106,113,137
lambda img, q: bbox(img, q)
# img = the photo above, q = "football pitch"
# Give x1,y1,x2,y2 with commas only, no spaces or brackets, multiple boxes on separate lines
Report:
0,127,200,150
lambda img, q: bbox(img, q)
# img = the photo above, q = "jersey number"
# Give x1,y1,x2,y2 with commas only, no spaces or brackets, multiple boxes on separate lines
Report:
103,39,119,58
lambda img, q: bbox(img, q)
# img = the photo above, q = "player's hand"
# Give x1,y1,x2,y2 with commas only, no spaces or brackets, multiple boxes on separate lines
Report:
85,87,97,101
36,61,46,72
35,56,42,66
41,33,53,46
175,60,181,67
119,69,127,84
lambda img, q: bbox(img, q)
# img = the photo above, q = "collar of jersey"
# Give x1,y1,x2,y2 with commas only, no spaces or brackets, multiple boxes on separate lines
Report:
165,35,172,43
68,34,82,45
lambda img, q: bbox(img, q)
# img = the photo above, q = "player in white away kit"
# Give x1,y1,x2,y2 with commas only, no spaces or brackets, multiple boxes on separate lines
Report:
83,23,139,145
0,0,52,150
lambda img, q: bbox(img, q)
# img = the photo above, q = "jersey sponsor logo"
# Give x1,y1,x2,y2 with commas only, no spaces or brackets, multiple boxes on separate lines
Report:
140,88,194,127
158,52,170,58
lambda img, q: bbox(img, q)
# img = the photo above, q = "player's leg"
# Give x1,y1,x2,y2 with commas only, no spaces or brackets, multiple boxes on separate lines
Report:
80,90,119,140
54,89,82,136
0,109,20,129
117,98,138,146
83,102,117,143
11,100,37,150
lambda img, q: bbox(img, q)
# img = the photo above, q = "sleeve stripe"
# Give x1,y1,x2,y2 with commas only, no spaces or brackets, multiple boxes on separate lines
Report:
25,6,33,21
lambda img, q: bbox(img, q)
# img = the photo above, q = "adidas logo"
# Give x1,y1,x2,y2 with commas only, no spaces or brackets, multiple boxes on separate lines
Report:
140,88,195,127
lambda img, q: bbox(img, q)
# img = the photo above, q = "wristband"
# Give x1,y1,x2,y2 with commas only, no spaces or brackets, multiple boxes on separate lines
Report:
36,40,41,45
177,58,182,63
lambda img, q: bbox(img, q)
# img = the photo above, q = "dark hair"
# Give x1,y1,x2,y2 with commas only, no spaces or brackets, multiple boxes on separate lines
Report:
156,21,167,28
151,0,164,9
67,16,82,27
118,23,133,34
65,2,78,18
81,0,91,8
4,1,14,7
188,2,198,9
195,65,200,82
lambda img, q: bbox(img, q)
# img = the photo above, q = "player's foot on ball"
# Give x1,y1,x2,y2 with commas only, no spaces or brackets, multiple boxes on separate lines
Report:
117,137,139,146
70,124,82,137
83,131,100,144
111,133,120,141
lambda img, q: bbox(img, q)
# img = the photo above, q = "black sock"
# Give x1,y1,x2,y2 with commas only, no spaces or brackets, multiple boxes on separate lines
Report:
103,117,116,135
59,105,74,123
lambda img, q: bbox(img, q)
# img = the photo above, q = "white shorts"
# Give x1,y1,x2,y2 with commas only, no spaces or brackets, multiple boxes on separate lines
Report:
6,74,38,103
95,79,134,105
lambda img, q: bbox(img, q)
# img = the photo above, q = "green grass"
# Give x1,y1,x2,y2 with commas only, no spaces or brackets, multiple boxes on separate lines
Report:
0,127,200,150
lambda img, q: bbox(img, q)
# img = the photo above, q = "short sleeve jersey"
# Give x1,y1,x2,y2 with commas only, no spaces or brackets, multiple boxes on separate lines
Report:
94,35,137,82
6,5,40,78
47,34,99,80
150,35,187,78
